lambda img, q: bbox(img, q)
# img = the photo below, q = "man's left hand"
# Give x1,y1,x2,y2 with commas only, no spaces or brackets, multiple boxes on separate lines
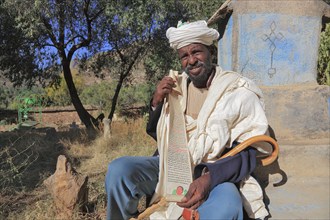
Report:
177,172,211,210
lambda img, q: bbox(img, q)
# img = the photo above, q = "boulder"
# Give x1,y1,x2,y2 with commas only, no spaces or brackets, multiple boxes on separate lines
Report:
44,155,88,219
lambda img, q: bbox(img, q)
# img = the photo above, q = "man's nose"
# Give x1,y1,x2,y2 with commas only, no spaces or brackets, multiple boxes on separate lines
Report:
188,55,197,66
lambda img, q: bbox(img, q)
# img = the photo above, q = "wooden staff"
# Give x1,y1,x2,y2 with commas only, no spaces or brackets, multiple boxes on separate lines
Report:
220,135,279,166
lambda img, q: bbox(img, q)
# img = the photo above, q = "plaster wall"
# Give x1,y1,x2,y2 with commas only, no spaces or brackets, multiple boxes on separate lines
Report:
218,0,328,86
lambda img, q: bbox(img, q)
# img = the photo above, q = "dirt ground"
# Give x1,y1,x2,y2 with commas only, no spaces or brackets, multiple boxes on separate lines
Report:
0,118,104,219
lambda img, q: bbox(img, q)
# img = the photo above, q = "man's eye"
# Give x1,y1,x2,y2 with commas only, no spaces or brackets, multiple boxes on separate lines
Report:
180,56,188,61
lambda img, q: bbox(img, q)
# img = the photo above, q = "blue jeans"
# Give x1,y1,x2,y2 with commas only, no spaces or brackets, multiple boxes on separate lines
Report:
105,156,243,220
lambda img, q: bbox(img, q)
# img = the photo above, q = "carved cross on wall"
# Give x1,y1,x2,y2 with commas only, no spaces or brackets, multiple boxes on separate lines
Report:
262,21,284,78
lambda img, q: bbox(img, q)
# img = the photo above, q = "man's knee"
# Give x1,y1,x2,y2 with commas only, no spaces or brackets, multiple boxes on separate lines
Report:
106,156,133,185
214,182,242,205
216,183,242,217
199,182,243,219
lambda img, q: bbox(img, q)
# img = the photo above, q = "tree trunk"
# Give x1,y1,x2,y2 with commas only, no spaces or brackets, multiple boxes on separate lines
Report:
107,75,124,122
107,47,144,124
62,59,97,130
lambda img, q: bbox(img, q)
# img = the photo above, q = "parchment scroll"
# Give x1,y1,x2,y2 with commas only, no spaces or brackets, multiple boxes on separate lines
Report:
165,70,193,202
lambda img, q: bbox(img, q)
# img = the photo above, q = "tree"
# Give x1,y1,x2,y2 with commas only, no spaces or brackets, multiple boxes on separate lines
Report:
45,69,85,106
3,0,181,128
3,0,106,129
97,0,223,123
2,0,223,130
102,0,165,122
80,0,185,124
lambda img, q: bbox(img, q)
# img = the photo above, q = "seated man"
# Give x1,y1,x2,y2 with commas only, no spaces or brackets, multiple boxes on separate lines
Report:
105,20,269,220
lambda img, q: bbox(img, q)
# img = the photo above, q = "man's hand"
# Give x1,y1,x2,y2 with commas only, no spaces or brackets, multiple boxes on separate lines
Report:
177,172,211,210
152,76,176,107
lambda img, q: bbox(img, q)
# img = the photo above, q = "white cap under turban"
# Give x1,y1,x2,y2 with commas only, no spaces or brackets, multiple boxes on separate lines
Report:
166,20,220,50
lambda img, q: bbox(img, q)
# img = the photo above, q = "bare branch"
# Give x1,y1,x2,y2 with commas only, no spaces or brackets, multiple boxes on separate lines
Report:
123,46,144,78
67,0,92,61
56,0,65,48
114,42,126,63
90,8,105,22
41,44,57,49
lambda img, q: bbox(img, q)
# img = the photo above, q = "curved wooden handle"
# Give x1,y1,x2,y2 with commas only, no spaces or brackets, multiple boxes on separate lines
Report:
220,135,279,166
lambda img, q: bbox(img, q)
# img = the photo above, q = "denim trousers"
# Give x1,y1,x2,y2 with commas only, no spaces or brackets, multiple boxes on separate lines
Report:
105,156,243,220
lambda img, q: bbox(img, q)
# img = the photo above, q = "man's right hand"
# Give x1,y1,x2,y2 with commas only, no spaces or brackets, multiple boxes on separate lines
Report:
152,76,176,108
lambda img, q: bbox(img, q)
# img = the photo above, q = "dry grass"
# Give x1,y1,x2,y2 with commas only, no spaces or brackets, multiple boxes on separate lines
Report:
0,117,156,220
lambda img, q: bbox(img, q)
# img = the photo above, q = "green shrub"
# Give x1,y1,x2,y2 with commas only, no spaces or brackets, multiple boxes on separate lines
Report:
80,81,116,111
80,81,153,118
0,87,14,108
9,87,46,109
117,83,153,117
317,23,330,86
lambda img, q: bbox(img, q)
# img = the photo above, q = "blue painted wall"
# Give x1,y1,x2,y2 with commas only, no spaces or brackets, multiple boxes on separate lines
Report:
218,13,322,86
218,16,233,71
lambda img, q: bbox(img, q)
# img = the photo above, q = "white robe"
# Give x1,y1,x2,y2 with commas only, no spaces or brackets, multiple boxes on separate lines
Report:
151,66,270,219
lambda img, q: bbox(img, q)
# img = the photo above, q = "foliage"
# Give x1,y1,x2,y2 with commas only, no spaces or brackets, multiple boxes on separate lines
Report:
0,86,15,109
77,0,185,122
1,0,224,127
317,23,330,86
180,0,225,21
0,2,39,87
80,81,115,111
0,86,45,110
117,83,153,117
80,81,153,118
143,37,181,82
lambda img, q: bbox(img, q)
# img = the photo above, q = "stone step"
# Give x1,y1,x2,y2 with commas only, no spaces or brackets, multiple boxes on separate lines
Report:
266,177,329,219
255,144,330,219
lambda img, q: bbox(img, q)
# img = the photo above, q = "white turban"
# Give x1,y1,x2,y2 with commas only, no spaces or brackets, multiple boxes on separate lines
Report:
166,20,220,50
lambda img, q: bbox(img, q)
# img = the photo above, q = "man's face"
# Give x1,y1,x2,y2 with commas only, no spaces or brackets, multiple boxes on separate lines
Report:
177,43,214,88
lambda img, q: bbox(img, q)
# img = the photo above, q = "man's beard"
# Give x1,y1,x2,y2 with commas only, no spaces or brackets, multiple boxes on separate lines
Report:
184,61,214,88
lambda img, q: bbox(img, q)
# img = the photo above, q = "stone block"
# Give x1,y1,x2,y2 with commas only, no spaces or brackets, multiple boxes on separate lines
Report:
261,84,329,143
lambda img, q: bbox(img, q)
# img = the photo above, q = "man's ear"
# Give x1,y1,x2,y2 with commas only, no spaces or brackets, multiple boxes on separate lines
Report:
208,45,217,64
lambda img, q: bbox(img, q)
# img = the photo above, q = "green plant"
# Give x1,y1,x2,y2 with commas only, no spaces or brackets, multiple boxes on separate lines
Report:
317,23,330,86
80,81,116,112
0,86,15,109
0,142,38,190
117,83,153,118
9,87,46,109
